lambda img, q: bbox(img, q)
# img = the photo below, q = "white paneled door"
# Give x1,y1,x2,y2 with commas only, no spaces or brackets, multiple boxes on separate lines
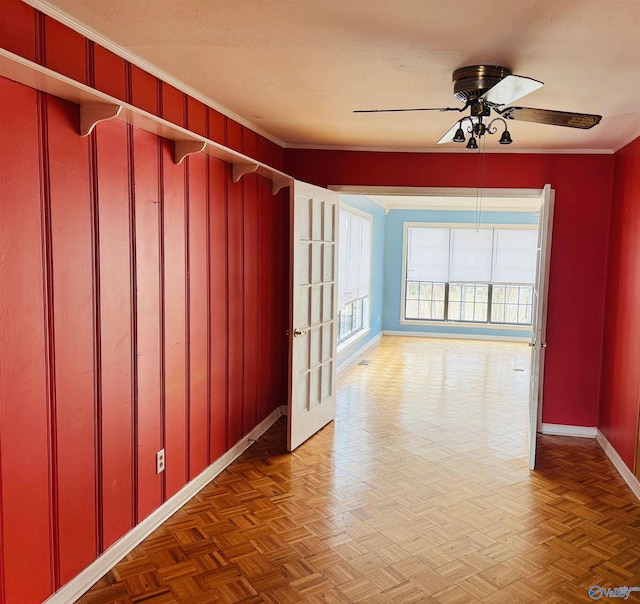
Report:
529,184,555,470
287,181,340,451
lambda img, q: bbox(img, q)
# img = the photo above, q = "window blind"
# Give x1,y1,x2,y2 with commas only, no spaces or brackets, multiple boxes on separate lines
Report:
338,209,371,310
449,228,493,282
492,229,538,283
406,225,537,284
406,227,449,282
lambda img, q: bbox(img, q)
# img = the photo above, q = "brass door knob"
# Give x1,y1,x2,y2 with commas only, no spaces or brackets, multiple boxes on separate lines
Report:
293,329,307,337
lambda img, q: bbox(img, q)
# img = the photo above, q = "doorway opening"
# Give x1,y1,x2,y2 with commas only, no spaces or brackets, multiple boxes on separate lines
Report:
331,186,554,469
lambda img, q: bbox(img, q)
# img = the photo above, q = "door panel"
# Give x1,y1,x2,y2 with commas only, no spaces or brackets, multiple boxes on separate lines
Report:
288,182,340,451
529,185,554,470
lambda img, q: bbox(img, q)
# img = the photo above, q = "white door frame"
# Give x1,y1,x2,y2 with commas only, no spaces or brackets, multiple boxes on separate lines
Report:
329,185,553,468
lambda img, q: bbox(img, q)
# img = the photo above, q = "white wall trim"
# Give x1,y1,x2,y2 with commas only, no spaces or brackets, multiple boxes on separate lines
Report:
399,319,532,331
337,332,383,375
337,328,372,356
596,430,640,502
540,423,597,438
287,142,614,155
43,407,284,604
382,330,531,343
612,128,640,153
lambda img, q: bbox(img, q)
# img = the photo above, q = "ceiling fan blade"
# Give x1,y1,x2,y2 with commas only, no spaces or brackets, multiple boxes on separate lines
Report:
353,107,462,113
481,75,543,106
500,107,602,129
437,116,479,144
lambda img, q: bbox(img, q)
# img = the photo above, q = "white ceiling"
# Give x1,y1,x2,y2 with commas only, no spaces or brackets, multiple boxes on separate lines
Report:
29,0,640,153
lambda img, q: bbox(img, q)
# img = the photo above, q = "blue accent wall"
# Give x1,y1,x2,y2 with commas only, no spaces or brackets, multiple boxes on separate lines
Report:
383,209,539,339
335,200,539,367
337,195,386,367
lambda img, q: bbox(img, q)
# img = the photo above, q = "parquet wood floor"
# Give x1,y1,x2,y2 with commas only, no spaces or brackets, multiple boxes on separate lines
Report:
79,337,640,603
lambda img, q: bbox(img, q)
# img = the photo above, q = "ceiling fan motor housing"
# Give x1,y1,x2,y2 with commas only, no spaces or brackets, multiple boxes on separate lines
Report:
452,65,512,102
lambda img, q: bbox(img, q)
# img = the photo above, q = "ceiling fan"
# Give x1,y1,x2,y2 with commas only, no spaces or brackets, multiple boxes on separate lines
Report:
354,65,602,147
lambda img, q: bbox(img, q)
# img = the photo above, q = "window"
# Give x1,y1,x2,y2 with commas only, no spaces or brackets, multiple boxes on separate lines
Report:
337,208,371,344
403,225,537,325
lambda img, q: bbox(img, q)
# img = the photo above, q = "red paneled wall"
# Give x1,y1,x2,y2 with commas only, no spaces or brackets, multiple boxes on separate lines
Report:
284,149,614,430
599,136,640,470
0,3,287,602
0,73,288,604
0,78,287,604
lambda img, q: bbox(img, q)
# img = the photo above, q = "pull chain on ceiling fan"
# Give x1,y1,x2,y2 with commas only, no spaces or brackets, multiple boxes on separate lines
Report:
354,65,602,146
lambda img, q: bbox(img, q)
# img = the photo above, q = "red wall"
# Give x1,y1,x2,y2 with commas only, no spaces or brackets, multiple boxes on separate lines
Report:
0,3,288,603
285,149,614,429
0,75,288,603
599,136,640,470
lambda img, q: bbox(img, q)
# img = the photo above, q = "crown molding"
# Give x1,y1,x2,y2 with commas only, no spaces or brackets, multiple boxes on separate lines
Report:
612,128,640,153
284,142,614,155
21,0,287,149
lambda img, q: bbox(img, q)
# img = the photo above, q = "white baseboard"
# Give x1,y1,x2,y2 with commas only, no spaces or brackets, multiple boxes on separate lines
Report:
337,332,383,375
44,406,284,604
596,430,640,502
382,330,531,343
540,423,598,438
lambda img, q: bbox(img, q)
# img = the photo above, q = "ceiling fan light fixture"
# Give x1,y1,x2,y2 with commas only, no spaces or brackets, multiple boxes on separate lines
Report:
453,126,466,143
499,129,513,144
358,65,602,148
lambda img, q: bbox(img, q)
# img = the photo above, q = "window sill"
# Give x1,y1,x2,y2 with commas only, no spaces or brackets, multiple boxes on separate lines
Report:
399,319,532,331
337,328,372,355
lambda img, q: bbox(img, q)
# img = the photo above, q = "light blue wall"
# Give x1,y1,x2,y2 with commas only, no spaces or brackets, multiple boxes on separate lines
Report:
337,195,386,367
335,201,539,366
383,209,539,339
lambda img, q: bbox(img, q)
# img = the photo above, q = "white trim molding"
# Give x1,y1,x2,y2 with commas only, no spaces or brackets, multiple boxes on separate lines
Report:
383,330,531,343
540,423,598,438
596,430,640,502
538,425,640,502
43,407,284,604
337,332,383,375
288,142,614,155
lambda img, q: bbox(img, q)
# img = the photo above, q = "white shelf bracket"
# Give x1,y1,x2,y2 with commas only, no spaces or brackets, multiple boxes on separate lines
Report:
272,174,291,195
232,162,259,183
174,140,207,165
80,103,123,136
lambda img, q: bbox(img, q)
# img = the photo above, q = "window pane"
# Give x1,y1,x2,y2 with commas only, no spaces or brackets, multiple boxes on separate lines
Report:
447,283,488,323
405,299,419,319
490,284,533,325
448,301,460,321
407,281,419,299
337,297,367,344
404,280,445,320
